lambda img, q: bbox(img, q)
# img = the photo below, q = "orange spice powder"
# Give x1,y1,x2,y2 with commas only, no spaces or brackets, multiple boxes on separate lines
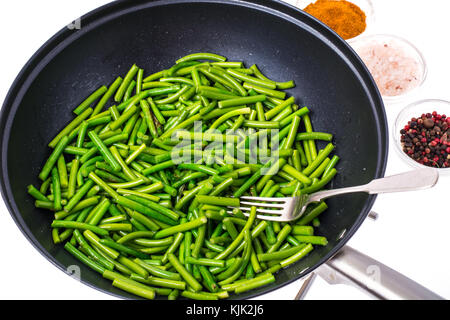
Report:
304,0,366,40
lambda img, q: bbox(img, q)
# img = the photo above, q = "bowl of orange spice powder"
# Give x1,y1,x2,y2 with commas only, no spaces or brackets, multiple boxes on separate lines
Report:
296,0,374,40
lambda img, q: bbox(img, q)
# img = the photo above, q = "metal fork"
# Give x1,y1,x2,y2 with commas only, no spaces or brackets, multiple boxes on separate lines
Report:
228,168,439,222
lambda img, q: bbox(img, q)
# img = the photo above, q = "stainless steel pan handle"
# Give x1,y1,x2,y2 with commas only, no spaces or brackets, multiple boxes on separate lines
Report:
316,246,443,300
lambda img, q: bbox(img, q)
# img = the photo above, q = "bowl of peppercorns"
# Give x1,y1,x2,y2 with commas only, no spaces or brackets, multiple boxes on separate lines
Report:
394,99,450,172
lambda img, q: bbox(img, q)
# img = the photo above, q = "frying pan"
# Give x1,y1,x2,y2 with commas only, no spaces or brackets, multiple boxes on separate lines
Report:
0,0,440,299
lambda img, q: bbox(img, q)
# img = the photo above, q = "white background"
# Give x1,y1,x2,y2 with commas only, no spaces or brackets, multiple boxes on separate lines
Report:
0,0,449,300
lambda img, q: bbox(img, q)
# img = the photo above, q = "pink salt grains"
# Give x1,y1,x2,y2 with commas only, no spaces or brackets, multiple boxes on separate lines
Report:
354,38,424,97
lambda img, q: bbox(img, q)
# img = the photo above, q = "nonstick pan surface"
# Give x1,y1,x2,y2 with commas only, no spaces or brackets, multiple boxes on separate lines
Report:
0,0,387,299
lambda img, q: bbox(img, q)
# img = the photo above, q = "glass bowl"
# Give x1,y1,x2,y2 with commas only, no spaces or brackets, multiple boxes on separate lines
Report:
393,99,450,174
295,0,375,41
349,34,427,104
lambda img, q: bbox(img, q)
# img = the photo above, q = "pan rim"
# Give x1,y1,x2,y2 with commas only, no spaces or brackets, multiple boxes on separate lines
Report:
0,0,388,300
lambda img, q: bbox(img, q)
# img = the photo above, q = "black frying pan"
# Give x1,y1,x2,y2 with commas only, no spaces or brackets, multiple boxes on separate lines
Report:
0,0,388,299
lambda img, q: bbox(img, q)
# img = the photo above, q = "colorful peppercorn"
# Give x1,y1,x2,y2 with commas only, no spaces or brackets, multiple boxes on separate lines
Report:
400,111,450,168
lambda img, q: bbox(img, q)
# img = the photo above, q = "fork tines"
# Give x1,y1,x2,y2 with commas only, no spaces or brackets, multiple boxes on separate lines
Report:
227,196,291,222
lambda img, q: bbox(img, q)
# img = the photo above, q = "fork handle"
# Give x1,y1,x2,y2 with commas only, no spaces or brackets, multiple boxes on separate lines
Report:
309,168,439,203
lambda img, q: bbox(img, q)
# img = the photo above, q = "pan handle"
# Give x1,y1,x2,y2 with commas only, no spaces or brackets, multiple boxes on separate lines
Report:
316,246,443,300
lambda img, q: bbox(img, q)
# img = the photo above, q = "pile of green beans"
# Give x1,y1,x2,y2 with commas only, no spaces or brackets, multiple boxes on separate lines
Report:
28,52,339,300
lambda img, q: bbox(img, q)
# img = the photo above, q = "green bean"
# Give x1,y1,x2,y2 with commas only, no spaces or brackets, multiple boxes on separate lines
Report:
233,159,274,197
242,120,279,129
228,273,275,294
249,64,295,90
64,242,105,274
294,235,328,246
242,82,286,99
87,131,121,172
292,225,314,236
99,223,133,233
136,274,187,290
40,135,71,181
141,160,176,176
35,200,55,210
226,69,276,89
301,168,337,194
309,157,330,179
267,224,292,253
160,232,184,264
217,95,266,109
49,108,93,148
296,132,333,141
109,145,136,180
116,231,156,244
116,256,148,278
143,70,165,82
217,229,252,285
56,155,69,189
271,105,293,123
87,197,110,226
134,182,165,195
181,291,218,300
210,68,247,96
281,164,312,185
115,64,139,102
99,238,149,259
197,86,237,100
115,195,177,226
154,216,207,239
90,77,123,117
283,115,301,150
172,172,207,189
134,258,181,281
143,81,174,89
323,155,340,177
302,143,335,176
255,158,287,192
108,106,138,132
134,237,174,248
27,184,48,201
196,195,240,207
116,91,150,113
112,277,155,299
265,221,277,245
168,253,203,292
279,243,314,268
99,214,127,224
214,206,256,262
123,80,136,102
125,194,178,221
135,68,144,94
257,244,305,262
297,202,328,226
176,53,226,64
50,168,62,211
292,150,302,171
63,178,94,211
86,173,117,201
73,229,114,270
116,190,159,203
73,86,108,115
185,256,225,268
264,96,295,120
51,220,108,236
168,289,179,300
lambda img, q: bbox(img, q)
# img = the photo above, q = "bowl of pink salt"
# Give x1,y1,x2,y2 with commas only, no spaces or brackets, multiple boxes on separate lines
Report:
349,34,427,103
